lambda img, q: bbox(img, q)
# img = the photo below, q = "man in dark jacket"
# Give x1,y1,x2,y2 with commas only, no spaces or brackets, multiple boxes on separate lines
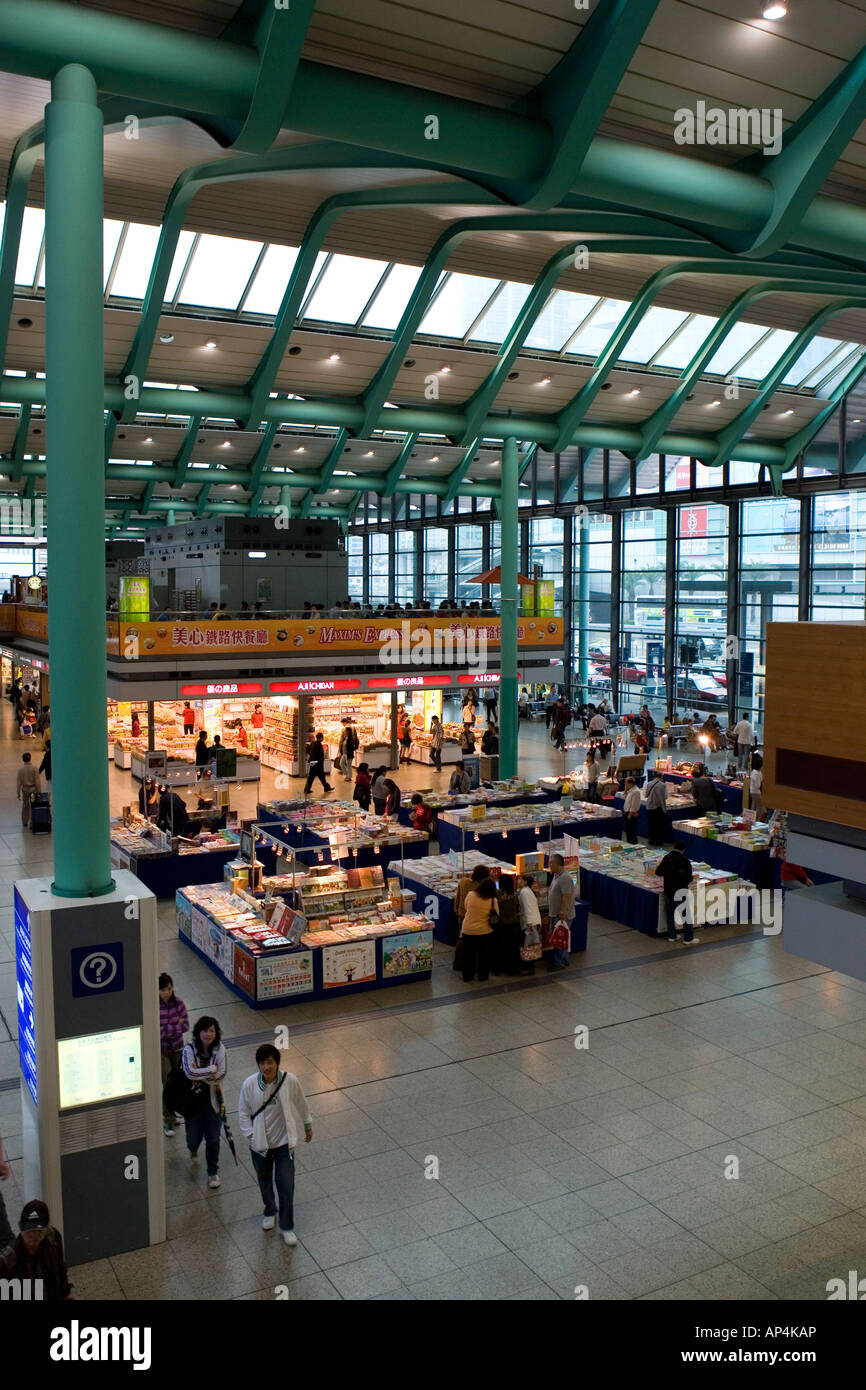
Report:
0,1199,74,1299
655,840,695,944
304,731,332,795
690,770,717,814
156,786,191,837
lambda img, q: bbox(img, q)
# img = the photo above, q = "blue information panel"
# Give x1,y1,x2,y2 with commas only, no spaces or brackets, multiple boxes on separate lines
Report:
70,942,125,998
14,887,36,1105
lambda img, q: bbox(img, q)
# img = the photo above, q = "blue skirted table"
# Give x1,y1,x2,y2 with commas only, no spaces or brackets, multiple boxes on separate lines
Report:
397,790,553,828
674,829,781,890
662,773,742,815
293,835,430,872
579,863,665,937
436,811,623,859
116,840,278,898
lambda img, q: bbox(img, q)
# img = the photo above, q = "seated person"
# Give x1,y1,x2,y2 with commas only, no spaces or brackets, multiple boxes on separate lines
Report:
409,794,435,834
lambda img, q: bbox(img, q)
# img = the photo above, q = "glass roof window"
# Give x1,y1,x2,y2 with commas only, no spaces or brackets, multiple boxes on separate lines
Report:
164,231,197,302
816,347,865,397
362,263,424,330
241,244,301,315
304,254,390,324
650,313,718,369
109,222,161,299
735,328,797,381
525,290,601,352
467,280,531,344
704,321,770,376
781,335,844,386
565,297,630,358
418,272,501,338
177,233,263,310
15,206,44,286
618,306,690,364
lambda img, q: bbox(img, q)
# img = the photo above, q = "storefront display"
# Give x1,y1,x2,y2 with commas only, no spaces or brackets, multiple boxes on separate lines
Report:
260,696,301,774
307,691,391,763
177,872,433,1006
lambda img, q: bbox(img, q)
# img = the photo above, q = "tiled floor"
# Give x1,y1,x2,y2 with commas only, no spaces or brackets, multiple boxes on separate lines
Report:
2,706,866,1300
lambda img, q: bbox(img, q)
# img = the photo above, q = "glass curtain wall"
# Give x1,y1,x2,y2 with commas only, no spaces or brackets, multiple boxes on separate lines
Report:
422,527,449,604
675,501,728,719
347,534,364,603
395,530,416,605
529,517,564,603
572,514,613,704
621,510,667,719
369,532,389,607
810,491,866,621
738,497,800,728
455,524,484,603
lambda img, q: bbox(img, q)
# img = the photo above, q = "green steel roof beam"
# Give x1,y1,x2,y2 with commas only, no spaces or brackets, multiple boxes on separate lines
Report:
218,0,318,154
443,437,481,504
298,489,313,519
550,256,866,455
561,447,596,503
113,142,435,434
342,490,363,529
173,413,203,487
248,484,265,516
698,296,866,470
460,245,584,445
780,350,866,473
312,428,349,499
634,275,866,462
359,212,727,440
195,483,211,517
725,46,866,258
11,1,866,268
0,127,44,374
140,479,156,516
243,182,495,431
382,431,419,497
8,393,33,486
247,420,278,492
491,0,661,210
518,441,539,482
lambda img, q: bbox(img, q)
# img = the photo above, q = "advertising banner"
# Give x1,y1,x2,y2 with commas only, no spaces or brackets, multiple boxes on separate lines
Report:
321,940,376,988
381,930,433,977
233,945,256,998
119,575,151,619
256,951,315,999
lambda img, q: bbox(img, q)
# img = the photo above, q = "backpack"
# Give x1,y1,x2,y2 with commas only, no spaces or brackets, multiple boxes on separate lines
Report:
162,1065,209,1119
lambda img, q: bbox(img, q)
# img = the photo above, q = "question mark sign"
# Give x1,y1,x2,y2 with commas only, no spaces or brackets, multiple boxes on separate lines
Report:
93,957,106,982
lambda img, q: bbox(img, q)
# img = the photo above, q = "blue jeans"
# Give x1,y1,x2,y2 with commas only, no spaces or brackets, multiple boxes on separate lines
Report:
185,1106,222,1175
552,947,569,966
251,1145,295,1232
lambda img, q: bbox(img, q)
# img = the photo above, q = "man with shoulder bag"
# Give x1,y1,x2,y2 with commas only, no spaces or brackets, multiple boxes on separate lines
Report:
238,1043,313,1247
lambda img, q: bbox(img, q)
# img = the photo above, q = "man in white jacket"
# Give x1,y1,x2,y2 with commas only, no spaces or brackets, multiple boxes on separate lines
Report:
237,1043,313,1246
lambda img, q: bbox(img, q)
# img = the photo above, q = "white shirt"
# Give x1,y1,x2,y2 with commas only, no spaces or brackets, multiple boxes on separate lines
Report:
624,786,641,815
586,761,599,784
589,714,607,732
518,885,541,928
733,719,755,745
750,768,763,795
237,1070,311,1156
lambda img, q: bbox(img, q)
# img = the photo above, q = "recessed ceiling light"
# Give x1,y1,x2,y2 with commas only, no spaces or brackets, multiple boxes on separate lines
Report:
328,354,341,363
783,409,795,416
440,366,451,374
204,340,217,350
430,455,439,462
854,418,861,424
364,450,374,457
539,377,552,386
710,400,721,407
159,332,174,344
628,388,640,396
221,440,231,447
144,437,152,444
295,446,305,453
762,2,787,18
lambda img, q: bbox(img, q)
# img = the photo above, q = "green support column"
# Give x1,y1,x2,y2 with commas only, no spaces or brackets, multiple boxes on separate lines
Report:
499,437,519,779
45,65,113,896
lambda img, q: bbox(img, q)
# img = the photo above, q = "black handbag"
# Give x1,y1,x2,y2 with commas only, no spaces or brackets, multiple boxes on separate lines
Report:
163,1067,208,1120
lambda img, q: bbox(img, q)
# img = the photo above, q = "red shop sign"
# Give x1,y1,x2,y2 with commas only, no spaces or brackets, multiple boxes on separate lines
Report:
270,679,362,693
457,672,522,684
367,674,453,690
181,682,263,696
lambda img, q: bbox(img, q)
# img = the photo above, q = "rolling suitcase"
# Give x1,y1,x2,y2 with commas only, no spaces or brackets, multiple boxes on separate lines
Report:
30,792,51,834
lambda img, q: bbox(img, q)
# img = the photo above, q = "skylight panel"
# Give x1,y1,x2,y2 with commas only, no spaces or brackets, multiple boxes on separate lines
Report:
177,233,263,310
781,336,844,386
525,291,602,352
735,328,797,380
799,342,856,390
241,244,300,314
418,272,501,338
617,306,690,363
362,263,424,330
467,281,532,344
110,222,161,299
652,313,718,368
565,297,630,357
704,321,769,375
304,254,390,324
164,231,197,301
15,207,44,285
